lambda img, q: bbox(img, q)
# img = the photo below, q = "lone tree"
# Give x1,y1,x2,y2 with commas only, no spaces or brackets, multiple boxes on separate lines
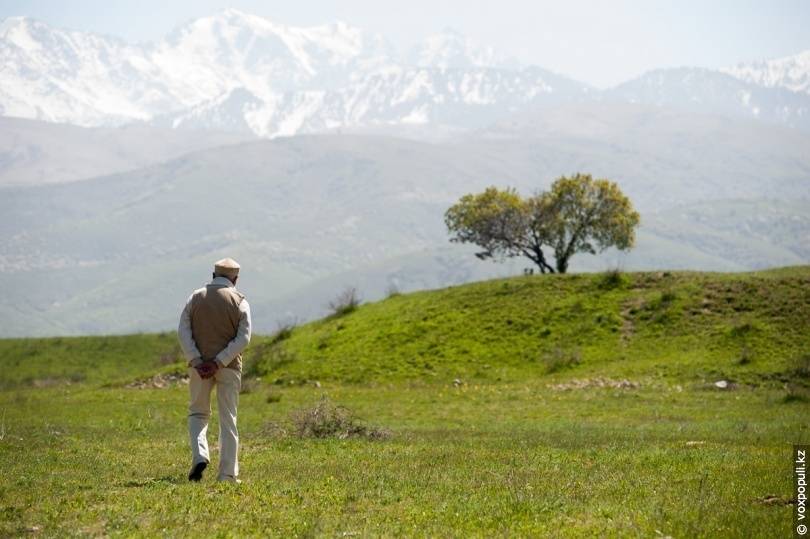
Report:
443,186,556,273
444,174,640,274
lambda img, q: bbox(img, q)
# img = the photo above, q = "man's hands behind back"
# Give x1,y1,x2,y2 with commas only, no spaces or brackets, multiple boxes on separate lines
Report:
195,361,219,379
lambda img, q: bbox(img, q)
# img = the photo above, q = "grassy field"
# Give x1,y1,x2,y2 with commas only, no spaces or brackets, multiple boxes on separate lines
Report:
1,267,808,537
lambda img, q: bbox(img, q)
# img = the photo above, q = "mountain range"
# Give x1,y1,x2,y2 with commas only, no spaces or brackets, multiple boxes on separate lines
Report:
2,10,810,138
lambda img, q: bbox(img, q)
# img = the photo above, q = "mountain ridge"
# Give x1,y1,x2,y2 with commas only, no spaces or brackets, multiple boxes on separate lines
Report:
723,49,810,95
2,11,810,137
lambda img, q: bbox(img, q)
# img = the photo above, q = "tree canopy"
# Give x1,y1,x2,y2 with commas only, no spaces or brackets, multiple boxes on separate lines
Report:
444,174,640,273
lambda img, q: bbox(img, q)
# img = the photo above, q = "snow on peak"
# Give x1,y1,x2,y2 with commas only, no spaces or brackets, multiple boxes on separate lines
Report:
5,10,808,139
0,16,29,35
163,10,381,64
150,10,392,102
723,50,810,95
0,16,43,50
0,11,404,130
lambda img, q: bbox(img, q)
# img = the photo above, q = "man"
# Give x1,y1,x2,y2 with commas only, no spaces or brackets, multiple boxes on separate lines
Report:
178,257,252,483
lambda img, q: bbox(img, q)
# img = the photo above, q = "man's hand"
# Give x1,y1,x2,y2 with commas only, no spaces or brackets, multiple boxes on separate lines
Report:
195,361,218,379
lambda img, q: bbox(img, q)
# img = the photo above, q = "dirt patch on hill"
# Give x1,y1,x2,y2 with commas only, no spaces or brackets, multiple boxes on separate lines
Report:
755,494,795,506
548,377,641,391
126,372,189,389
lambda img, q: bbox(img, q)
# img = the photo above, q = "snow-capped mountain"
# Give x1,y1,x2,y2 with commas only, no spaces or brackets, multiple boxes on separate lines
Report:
607,67,810,131
723,50,810,95
147,9,394,102
158,66,592,138
407,28,519,69
2,10,810,138
0,11,592,136
0,10,397,129
0,16,173,124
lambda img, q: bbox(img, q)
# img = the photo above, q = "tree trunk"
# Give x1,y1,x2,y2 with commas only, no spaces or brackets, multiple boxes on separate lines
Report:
523,245,555,274
532,246,555,274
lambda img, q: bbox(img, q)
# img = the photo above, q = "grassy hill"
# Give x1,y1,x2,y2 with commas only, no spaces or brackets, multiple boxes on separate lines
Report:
241,266,810,388
0,268,807,537
3,266,809,389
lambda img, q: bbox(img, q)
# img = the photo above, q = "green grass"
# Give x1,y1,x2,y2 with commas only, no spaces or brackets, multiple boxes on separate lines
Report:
0,267,808,537
250,266,810,386
0,332,184,389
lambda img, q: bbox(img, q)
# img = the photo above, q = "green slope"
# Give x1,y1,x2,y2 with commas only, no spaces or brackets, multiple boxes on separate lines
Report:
0,332,183,388
3,267,807,389
255,266,810,385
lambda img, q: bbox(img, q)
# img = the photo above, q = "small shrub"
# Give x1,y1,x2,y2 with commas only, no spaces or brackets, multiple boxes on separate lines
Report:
240,378,260,395
598,268,627,290
495,282,512,296
242,341,271,377
261,421,288,438
328,287,361,317
385,283,401,298
736,347,753,366
782,383,810,403
290,396,390,440
243,343,297,378
595,312,622,330
644,290,674,310
541,347,581,374
791,354,810,380
265,390,282,404
269,319,297,345
729,322,757,338
156,349,182,366
660,290,677,305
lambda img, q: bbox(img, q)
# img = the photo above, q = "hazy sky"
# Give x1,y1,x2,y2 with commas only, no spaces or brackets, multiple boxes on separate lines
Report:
2,0,809,88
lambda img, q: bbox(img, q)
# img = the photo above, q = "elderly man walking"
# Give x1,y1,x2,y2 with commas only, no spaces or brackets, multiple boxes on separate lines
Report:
178,258,252,483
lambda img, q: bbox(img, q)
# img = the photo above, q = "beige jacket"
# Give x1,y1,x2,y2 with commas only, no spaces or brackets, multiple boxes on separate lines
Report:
178,276,252,371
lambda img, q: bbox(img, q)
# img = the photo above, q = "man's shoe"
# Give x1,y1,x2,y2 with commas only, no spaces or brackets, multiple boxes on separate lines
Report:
188,461,208,482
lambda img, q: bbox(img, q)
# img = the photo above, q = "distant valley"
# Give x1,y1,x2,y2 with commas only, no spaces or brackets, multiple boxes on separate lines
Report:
1,103,808,336
0,10,809,337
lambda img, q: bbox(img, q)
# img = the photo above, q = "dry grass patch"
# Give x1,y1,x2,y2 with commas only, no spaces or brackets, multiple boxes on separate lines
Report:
289,396,391,440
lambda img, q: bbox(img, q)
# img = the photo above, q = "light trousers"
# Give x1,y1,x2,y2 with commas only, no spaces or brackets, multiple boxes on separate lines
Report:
188,366,241,479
